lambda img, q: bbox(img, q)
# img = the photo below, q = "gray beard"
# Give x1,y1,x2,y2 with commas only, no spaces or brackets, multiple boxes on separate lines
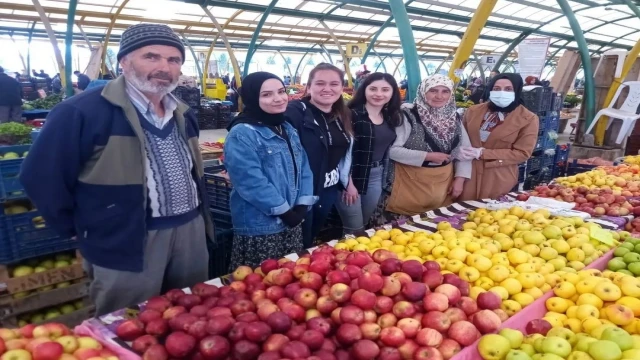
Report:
125,70,178,96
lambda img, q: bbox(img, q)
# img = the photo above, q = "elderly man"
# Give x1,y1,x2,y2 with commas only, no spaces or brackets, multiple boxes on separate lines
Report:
20,24,214,315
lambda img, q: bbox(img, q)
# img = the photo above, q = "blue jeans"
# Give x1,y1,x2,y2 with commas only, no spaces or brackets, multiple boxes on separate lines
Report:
302,186,340,248
336,165,383,234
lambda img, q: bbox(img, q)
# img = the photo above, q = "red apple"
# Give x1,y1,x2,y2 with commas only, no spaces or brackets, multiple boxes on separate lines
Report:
377,313,398,328
402,282,427,302
300,272,324,290
493,309,509,323
372,249,398,264
438,339,462,360
447,321,480,346
360,323,382,340
472,309,502,334
358,272,384,293
316,295,338,315
244,321,272,343
233,340,261,360
145,318,169,337
286,324,306,341
142,344,168,360
422,270,444,290
309,261,331,277
294,288,319,309
435,284,461,305
132,335,158,355
351,339,381,360
380,276,402,297
228,322,248,343
374,296,394,314
344,264,363,279
261,259,279,274
307,317,332,336
257,303,279,321
525,319,552,335
401,260,423,281
187,319,208,340
362,263,382,276
396,318,421,338
477,292,501,310
336,323,363,346
271,268,294,287
340,305,365,325
329,283,352,303
145,297,172,313
456,297,479,316
380,259,402,275
423,293,449,312
392,301,416,319
379,326,406,347
421,311,451,333
262,333,289,353
414,346,444,360
415,328,443,347
327,270,351,286
163,306,187,320
351,289,376,310
115,319,145,341
284,283,302,299
165,331,196,358
423,261,441,271
32,341,64,360
281,340,311,359
301,330,324,351
266,311,292,333
206,316,235,336
199,335,230,360
444,307,467,323
169,313,198,332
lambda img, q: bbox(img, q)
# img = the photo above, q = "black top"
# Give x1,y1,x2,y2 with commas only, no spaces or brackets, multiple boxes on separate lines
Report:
306,101,350,188
372,122,396,162
0,73,22,106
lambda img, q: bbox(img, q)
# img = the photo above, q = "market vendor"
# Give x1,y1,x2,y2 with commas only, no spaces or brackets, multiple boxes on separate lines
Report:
371,74,472,226
458,73,538,201
224,72,316,269
285,63,353,248
20,23,214,316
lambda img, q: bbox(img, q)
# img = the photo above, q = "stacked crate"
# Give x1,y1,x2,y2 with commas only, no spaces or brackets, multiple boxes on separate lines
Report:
522,86,563,190
204,165,234,278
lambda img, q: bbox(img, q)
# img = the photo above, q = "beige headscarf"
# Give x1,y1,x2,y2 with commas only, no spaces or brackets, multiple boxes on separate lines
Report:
413,74,461,153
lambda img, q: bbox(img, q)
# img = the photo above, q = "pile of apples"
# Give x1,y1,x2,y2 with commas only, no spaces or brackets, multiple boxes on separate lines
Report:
541,269,640,334
476,321,640,360
115,248,509,360
9,252,80,300
520,184,640,218
0,322,118,359
554,165,640,192
608,239,640,276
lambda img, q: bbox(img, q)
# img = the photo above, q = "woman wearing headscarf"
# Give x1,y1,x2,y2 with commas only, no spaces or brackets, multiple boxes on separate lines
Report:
224,72,316,269
458,73,539,201
371,75,472,225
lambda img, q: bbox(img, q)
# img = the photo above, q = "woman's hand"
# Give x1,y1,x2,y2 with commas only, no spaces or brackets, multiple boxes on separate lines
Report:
425,152,451,165
343,180,359,206
449,177,465,198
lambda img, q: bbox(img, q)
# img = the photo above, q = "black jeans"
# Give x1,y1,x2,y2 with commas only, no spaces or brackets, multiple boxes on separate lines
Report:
302,186,340,249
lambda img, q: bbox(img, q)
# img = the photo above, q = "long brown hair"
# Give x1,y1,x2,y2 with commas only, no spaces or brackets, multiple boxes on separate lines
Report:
303,63,353,136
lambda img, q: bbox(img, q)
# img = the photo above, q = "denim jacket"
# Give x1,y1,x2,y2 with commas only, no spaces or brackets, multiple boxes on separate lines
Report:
224,121,317,236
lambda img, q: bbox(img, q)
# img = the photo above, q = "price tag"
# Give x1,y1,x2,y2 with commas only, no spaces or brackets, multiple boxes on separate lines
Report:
454,69,464,78
590,227,617,246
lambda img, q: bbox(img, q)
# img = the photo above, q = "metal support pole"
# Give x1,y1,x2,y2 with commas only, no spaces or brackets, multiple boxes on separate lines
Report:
202,10,244,93
372,50,388,73
374,56,388,72
556,0,596,139
180,33,203,87
494,31,530,71
473,52,485,80
448,0,498,82
243,0,278,76
100,0,129,76
64,0,77,97
392,58,404,77
420,59,430,75
200,5,243,98
277,51,293,78
319,44,333,64
319,20,353,87
435,54,453,74
388,0,421,101
361,0,415,65
32,0,65,85
27,22,36,76
9,34,27,73
293,45,317,84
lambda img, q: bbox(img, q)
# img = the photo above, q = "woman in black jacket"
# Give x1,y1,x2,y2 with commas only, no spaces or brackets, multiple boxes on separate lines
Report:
336,73,402,234
285,63,353,248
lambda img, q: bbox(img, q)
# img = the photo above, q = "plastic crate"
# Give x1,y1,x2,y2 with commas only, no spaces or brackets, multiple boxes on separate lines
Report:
546,112,560,132
540,154,555,168
543,134,556,150
211,208,233,232
205,167,231,213
0,213,11,263
551,92,564,111
2,210,76,264
518,164,526,182
208,228,233,278
522,87,553,112
534,132,545,152
527,156,541,173
0,145,31,201
524,166,554,190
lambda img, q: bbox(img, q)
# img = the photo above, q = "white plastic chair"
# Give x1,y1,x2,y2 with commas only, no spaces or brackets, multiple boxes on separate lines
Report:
585,81,640,144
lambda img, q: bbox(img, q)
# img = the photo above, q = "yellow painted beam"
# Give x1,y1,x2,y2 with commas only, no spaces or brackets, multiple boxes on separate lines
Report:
31,0,65,86
202,9,243,94
101,0,129,76
320,20,353,88
448,0,499,82
594,38,640,145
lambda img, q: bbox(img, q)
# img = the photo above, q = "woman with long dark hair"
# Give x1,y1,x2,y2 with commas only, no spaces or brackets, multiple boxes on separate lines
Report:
285,63,353,248
336,73,402,234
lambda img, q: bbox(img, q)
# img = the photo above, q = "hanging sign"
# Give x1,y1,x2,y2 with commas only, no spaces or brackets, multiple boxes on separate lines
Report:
517,38,550,79
346,43,367,58
480,54,500,69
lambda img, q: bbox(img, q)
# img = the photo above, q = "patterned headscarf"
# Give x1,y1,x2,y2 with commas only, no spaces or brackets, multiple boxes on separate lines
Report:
414,74,461,154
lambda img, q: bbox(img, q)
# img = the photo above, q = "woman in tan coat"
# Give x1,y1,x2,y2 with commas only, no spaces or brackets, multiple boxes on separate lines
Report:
459,73,539,201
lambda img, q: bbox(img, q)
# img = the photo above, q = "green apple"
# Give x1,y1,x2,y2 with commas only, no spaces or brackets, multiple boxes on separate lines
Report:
628,263,640,276
56,282,71,289
74,300,84,309
506,350,533,360
12,291,30,299
59,304,76,314
520,344,536,357
601,328,634,352
44,309,61,320
501,328,525,349
609,258,628,271
12,265,34,277
540,354,565,360
548,328,577,346
39,259,55,269
567,351,595,360
576,337,599,352
634,244,640,253
589,340,623,360
525,334,544,346
631,335,640,349
542,337,572,358
38,285,54,292
34,266,47,273
622,349,640,359
30,313,44,323
623,253,640,264
534,337,546,353
615,247,631,257
479,334,512,360
618,269,634,276
55,254,73,262
532,355,543,360
621,242,635,251
54,260,70,268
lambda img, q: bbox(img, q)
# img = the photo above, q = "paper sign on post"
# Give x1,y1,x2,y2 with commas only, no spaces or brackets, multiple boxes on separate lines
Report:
589,227,617,247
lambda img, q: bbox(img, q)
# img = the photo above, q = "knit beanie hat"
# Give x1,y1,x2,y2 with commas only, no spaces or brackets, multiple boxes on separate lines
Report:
117,24,185,63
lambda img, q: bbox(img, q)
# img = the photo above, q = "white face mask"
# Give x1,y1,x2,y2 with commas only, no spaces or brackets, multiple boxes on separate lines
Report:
489,91,515,108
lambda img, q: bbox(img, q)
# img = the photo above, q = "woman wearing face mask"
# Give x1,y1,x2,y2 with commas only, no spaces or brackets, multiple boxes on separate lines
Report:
224,72,316,269
286,63,353,248
371,75,472,225
336,73,402,234
458,73,539,201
